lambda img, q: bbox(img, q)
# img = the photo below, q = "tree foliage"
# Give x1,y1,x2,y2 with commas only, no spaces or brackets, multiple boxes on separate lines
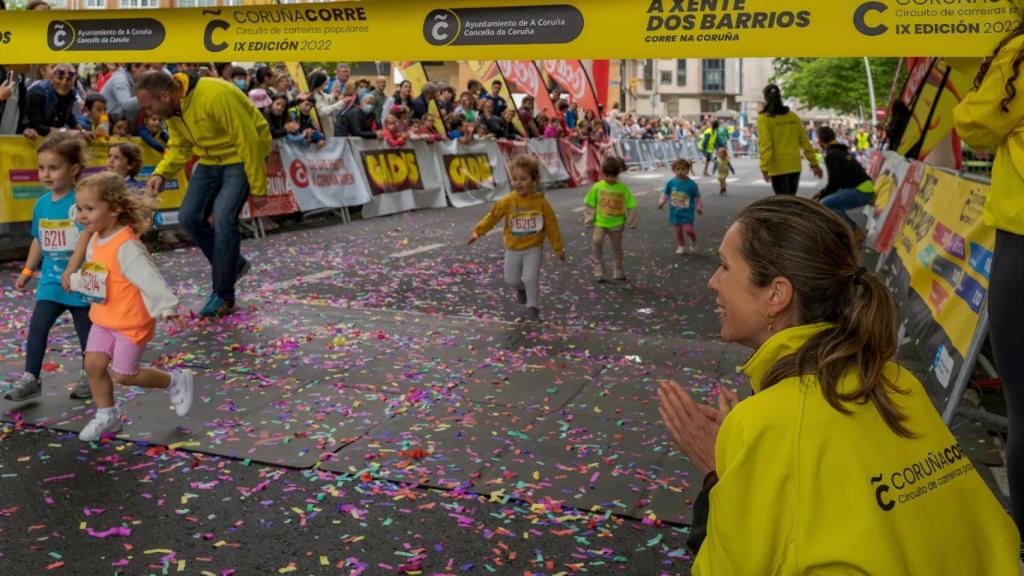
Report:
772,57,904,116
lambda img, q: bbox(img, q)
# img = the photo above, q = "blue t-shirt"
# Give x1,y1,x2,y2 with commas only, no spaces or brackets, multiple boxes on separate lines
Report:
662,177,700,225
31,191,87,307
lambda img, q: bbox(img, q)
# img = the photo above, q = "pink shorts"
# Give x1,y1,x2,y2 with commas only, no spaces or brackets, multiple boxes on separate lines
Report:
86,324,147,376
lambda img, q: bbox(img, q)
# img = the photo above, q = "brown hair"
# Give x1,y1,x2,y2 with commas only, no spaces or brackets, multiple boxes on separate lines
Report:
510,155,540,183
109,142,143,178
973,22,1024,113
135,70,177,97
671,158,692,172
736,196,911,437
77,172,156,235
601,156,627,177
37,132,89,181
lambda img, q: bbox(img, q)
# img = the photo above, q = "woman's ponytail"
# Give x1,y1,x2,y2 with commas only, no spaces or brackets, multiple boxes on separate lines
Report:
808,269,912,437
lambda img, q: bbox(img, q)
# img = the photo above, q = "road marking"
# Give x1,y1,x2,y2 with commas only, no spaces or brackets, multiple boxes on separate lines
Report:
633,190,650,197
268,270,338,291
571,206,588,212
388,243,446,258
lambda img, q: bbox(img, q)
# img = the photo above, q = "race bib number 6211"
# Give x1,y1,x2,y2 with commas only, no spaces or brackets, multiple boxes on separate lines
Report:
39,219,79,257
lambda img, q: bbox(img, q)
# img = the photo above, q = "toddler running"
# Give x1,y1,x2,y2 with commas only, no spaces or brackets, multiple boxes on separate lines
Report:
584,157,637,281
658,159,703,254
67,172,193,441
469,155,564,322
7,133,93,401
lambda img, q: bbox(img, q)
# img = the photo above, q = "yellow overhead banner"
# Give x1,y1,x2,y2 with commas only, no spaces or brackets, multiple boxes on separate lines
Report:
0,0,1016,63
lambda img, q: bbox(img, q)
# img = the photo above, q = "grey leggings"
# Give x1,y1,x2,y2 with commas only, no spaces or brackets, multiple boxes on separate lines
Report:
504,247,543,308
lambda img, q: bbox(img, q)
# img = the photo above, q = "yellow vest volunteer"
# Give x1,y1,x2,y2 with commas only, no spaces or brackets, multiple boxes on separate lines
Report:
693,323,1019,575
757,110,819,177
154,73,272,197
953,35,1024,235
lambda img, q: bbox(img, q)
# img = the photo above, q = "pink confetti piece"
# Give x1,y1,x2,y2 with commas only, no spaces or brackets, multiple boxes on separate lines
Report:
86,526,132,538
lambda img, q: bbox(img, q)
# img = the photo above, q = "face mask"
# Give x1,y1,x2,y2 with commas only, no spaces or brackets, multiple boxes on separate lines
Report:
357,88,369,99
234,79,248,90
361,104,374,114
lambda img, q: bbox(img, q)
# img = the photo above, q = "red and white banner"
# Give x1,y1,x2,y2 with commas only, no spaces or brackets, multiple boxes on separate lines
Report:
498,60,558,119
277,139,371,211
539,60,600,118
526,138,570,185
242,148,299,219
557,140,601,189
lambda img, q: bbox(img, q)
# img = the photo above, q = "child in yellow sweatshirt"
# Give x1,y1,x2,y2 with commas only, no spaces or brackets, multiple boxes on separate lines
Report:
469,155,564,322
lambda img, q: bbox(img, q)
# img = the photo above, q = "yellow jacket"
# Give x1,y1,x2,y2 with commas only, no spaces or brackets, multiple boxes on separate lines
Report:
954,35,1024,235
154,73,272,197
694,323,1019,575
474,192,563,253
757,110,818,176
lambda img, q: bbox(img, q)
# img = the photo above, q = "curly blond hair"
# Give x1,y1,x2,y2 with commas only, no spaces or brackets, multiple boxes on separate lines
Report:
77,172,157,235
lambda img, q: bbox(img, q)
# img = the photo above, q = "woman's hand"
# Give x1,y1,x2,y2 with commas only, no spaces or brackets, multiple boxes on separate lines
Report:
658,379,739,475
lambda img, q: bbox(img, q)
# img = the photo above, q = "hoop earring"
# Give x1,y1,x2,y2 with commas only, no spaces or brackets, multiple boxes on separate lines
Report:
766,312,775,335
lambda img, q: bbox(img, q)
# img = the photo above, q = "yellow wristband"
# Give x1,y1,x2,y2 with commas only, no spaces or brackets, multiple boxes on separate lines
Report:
20,267,33,276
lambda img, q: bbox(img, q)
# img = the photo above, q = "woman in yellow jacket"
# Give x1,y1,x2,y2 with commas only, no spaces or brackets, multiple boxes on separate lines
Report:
954,27,1024,540
757,84,823,195
658,196,1019,574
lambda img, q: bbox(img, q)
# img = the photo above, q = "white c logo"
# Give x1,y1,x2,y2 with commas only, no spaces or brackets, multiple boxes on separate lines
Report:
53,28,67,48
432,16,450,41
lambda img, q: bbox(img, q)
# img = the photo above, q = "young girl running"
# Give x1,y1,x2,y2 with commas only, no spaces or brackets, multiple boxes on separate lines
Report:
67,172,193,441
7,133,93,401
659,159,703,254
469,155,564,323
585,157,638,281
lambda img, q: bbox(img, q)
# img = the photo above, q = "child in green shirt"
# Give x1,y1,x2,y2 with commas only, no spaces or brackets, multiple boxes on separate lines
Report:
584,156,637,281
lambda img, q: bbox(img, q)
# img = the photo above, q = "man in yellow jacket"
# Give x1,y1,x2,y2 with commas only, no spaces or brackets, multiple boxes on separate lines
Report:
137,70,271,318
954,30,1024,540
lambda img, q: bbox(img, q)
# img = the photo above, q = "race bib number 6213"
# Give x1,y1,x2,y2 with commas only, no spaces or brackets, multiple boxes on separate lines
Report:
511,211,544,236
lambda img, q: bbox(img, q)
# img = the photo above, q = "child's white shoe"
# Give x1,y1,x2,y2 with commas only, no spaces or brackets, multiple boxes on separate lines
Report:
168,369,194,417
675,246,685,255
79,409,122,442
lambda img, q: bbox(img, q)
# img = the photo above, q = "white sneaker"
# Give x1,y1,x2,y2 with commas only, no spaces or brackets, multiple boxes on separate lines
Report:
675,246,685,255
168,369,194,417
79,410,122,441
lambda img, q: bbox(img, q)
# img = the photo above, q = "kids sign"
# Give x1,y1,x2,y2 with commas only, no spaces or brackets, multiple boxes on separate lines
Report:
444,154,496,193
361,149,424,195
0,0,1016,63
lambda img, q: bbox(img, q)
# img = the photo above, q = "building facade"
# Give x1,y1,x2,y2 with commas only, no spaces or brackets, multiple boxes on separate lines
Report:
622,58,774,124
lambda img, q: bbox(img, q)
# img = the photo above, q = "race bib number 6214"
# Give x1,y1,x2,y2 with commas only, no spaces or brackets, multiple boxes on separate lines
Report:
76,262,109,304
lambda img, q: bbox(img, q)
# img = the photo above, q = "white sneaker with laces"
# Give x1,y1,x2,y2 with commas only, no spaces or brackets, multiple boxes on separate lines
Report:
79,410,122,442
168,369,194,417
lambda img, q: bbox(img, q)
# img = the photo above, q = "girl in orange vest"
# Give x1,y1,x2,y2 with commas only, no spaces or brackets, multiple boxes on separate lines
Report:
66,172,193,442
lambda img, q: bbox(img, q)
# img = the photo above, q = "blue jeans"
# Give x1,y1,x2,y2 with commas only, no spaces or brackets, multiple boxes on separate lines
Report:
178,163,250,302
821,188,874,230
